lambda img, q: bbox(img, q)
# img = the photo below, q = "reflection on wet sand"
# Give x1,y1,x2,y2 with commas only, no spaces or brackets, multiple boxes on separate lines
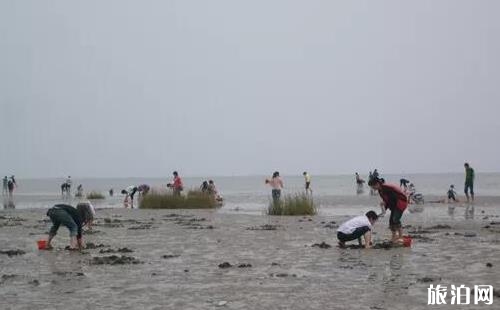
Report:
356,184,364,195
465,204,475,219
3,197,15,209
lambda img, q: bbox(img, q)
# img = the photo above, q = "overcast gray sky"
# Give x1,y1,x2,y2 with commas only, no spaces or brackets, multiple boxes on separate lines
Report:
1,0,499,178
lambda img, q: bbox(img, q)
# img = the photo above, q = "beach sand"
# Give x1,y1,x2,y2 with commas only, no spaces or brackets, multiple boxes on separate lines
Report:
1,205,499,310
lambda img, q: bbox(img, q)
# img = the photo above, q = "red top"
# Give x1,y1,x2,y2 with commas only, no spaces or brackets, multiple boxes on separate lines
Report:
173,176,183,190
379,183,408,212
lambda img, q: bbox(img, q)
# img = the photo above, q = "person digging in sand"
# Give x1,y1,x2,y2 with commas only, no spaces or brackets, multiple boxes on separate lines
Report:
337,211,379,249
121,186,138,208
45,203,94,250
368,177,408,243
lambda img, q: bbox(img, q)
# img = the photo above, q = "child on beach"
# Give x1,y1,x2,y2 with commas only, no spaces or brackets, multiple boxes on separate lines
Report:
266,171,284,203
447,185,458,202
337,211,379,249
368,177,408,243
46,203,94,250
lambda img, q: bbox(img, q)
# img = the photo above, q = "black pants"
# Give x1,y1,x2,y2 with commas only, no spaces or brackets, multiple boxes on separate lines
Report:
337,226,370,242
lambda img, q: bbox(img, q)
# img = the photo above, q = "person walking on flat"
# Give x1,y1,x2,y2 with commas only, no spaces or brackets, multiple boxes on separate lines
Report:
464,163,475,202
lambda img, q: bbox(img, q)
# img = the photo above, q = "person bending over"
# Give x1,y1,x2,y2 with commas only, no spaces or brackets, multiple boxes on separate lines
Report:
368,177,408,243
46,203,93,250
337,211,379,249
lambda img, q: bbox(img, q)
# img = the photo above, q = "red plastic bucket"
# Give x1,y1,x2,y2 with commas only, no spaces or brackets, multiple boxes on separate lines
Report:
37,239,47,250
402,236,412,247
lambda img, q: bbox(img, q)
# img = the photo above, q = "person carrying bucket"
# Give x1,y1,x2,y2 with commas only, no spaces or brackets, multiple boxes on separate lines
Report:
368,177,408,243
44,204,94,250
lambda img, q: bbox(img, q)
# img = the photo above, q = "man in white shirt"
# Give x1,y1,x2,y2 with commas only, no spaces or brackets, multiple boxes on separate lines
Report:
337,211,378,249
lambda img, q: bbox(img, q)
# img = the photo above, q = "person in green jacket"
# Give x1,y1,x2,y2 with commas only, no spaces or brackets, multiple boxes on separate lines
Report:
464,163,475,202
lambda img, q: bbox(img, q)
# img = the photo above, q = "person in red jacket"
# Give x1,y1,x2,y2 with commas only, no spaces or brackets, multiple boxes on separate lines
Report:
167,171,184,196
368,177,408,242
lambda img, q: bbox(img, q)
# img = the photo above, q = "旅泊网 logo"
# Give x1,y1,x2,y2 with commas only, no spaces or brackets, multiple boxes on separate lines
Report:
428,284,493,305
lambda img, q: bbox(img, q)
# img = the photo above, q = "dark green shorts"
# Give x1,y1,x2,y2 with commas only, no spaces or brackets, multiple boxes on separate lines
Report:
389,208,403,231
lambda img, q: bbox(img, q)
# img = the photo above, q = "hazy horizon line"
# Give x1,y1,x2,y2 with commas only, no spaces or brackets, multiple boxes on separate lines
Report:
7,170,499,180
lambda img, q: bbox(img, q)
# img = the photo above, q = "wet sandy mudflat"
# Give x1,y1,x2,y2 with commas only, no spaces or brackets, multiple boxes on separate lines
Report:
1,205,500,310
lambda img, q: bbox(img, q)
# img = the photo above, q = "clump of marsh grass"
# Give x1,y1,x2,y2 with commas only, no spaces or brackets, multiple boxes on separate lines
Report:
139,190,219,209
86,191,105,200
267,193,317,216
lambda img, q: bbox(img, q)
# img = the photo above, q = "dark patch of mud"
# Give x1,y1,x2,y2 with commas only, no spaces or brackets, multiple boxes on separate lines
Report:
29,279,40,286
417,276,442,283
0,274,18,285
323,221,338,229
343,241,405,250
238,263,252,268
128,224,156,230
217,262,254,269
83,230,104,235
463,232,477,237
162,214,194,221
95,219,124,228
312,242,332,249
185,224,215,230
103,218,139,224
85,242,108,249
53,271,85,277
408,234,435,242
0,221,23,227
173,217,214,229
246,224,280,231
218,262,232,268
91,255,142,265
0,249,26,256
99,248,133,254
0,216,26,222
270,273,297,278
162,254,180,259
407,228,432,234
427,224,452,230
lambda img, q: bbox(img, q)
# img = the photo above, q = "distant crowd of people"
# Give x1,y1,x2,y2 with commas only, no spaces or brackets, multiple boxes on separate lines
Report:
338,162,475,249
261,163,475,249
3,162,477,250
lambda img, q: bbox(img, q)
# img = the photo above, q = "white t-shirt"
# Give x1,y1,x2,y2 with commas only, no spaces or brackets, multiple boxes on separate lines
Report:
338,215,372,234
87,201,96,216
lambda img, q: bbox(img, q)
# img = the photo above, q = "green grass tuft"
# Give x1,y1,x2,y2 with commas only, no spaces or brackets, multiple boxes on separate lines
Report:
86,191,105,200
139,190,220,209
267,193,317,216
